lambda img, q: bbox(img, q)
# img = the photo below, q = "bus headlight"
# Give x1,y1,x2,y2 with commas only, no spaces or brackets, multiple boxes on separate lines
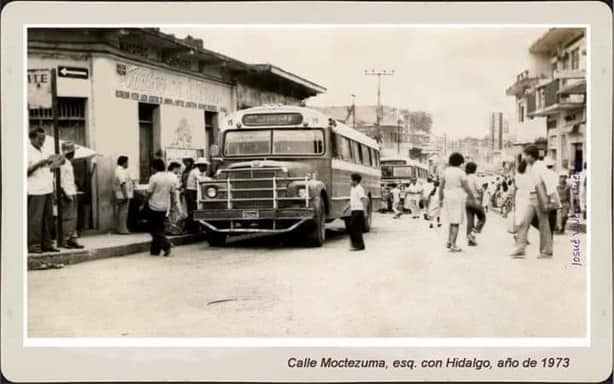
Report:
297,187,307,198
205,186,218,198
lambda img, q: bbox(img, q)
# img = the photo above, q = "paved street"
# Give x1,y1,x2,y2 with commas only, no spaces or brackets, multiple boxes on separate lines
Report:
28,212,586,338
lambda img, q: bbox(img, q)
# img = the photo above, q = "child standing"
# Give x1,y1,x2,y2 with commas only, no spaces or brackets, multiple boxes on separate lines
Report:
428,179,442,228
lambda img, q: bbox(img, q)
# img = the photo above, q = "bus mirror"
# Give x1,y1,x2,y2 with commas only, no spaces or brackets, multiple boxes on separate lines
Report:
210,144,220,157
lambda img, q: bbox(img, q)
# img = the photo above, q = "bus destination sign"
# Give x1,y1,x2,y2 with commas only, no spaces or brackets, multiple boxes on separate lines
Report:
242,113,303,126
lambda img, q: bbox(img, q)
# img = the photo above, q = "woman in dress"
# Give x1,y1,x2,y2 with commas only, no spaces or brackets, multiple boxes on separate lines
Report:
438,152,476,252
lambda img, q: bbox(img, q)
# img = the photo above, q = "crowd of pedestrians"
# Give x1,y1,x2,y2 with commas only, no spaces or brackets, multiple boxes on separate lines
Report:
379,146,585,257
27,126,211,256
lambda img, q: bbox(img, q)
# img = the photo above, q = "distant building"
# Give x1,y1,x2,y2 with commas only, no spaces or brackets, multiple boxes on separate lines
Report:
313,105,435,160
506,28,586,172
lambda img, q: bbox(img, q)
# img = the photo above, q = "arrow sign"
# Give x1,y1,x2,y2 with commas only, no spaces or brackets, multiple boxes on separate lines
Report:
58,66,89,79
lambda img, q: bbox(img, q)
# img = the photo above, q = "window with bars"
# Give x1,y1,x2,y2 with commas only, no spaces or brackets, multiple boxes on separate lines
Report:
29,97,86,121
28,97,87,146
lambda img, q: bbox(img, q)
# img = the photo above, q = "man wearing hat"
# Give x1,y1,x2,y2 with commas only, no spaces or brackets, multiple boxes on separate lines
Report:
60,141,84,249
185,157,209,232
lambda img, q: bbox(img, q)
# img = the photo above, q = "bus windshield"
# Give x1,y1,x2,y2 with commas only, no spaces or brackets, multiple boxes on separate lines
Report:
224,129,324,156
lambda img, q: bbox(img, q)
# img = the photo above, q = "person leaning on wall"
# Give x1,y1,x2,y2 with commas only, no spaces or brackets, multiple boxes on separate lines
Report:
112,155,134,234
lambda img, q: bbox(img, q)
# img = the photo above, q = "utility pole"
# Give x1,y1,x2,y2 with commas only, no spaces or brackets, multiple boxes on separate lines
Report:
51,68,64,247
364,69,394,129
351,94,356,129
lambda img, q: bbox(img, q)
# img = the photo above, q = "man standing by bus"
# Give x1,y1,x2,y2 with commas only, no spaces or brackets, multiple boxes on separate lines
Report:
345,173,368,251
390,183,402,219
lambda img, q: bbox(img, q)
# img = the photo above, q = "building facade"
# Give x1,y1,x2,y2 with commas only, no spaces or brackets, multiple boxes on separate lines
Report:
28,28,324,232
506,28,586,172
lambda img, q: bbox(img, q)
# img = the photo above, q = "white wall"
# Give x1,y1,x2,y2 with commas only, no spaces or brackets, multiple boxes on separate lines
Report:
90,56,140,230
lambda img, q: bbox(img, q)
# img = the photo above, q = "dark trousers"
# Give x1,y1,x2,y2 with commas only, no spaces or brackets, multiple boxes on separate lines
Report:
28,194,54,250
349,210,365,250
185,190,198,232
147,207,170,255
465,201,486,236
62,196,78,241
531,210,557,239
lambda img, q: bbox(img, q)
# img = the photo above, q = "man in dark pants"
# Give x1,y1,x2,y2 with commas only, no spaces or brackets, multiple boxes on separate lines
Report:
530,157,560,241
27,128,60,254
344,173,368,251
143,159,178,256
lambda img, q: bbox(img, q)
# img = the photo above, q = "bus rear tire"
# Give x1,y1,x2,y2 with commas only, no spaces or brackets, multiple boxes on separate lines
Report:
206,232,227,247
307,198,326,247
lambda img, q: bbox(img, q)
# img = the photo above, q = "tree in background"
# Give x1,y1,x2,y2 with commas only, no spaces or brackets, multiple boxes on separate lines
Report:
409,111,433,133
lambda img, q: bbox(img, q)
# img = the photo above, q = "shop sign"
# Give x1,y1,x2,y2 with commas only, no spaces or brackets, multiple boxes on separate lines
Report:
28,69,52,109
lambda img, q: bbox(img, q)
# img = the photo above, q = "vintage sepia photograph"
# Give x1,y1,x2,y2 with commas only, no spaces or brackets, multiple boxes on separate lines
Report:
25,25,590,339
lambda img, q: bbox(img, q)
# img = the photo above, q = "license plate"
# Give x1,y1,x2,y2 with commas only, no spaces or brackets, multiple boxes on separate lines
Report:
242,210,259,219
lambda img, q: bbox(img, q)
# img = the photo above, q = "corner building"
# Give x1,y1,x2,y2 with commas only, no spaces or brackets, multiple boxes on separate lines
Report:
28,28,325,232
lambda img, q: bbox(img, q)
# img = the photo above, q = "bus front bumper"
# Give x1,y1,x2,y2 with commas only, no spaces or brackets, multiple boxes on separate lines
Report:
193,208,316,233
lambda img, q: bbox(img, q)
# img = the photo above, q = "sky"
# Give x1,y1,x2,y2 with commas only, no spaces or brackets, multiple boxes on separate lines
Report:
163,27,547,139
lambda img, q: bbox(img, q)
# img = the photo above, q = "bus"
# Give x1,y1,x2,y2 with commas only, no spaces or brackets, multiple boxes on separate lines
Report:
193,105,381,247
380,157,430,211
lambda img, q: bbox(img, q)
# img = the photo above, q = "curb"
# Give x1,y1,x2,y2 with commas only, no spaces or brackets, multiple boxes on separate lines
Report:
28,232,207,270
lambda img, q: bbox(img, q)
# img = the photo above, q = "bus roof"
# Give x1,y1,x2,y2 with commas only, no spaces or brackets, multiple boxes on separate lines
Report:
223,105,380,150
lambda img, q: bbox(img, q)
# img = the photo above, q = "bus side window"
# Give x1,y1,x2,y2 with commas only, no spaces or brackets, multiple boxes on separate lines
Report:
332,133,340,159
342,136,352,161
361,145,370,166
351,140,362,164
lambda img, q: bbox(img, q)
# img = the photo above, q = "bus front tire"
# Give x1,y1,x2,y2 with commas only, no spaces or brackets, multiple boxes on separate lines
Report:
206,232,227,247
307,198,326,247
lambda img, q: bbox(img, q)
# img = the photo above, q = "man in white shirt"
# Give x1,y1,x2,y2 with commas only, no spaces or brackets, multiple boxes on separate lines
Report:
60,142,84,249
144,159,179,256
519,146,553,257
390,183,402,219
185,157,209,233
405,177,423,219
112,155,134,234
344,173,368,251
530,157,561,244
27,128,59,253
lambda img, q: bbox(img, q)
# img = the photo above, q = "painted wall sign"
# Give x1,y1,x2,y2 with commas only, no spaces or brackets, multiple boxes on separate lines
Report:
27,69,52,109
115,90,219,111
115,63,231,108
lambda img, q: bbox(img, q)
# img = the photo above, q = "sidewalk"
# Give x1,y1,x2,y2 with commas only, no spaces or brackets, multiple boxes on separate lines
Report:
28,231,206,270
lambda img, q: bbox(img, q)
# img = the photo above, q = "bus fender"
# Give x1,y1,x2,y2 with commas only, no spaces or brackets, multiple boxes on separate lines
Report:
307,180,328,213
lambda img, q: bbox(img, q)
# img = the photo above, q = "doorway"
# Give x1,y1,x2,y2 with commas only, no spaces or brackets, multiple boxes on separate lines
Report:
204,111,218,155
138,103,157,183
572,143,583,172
